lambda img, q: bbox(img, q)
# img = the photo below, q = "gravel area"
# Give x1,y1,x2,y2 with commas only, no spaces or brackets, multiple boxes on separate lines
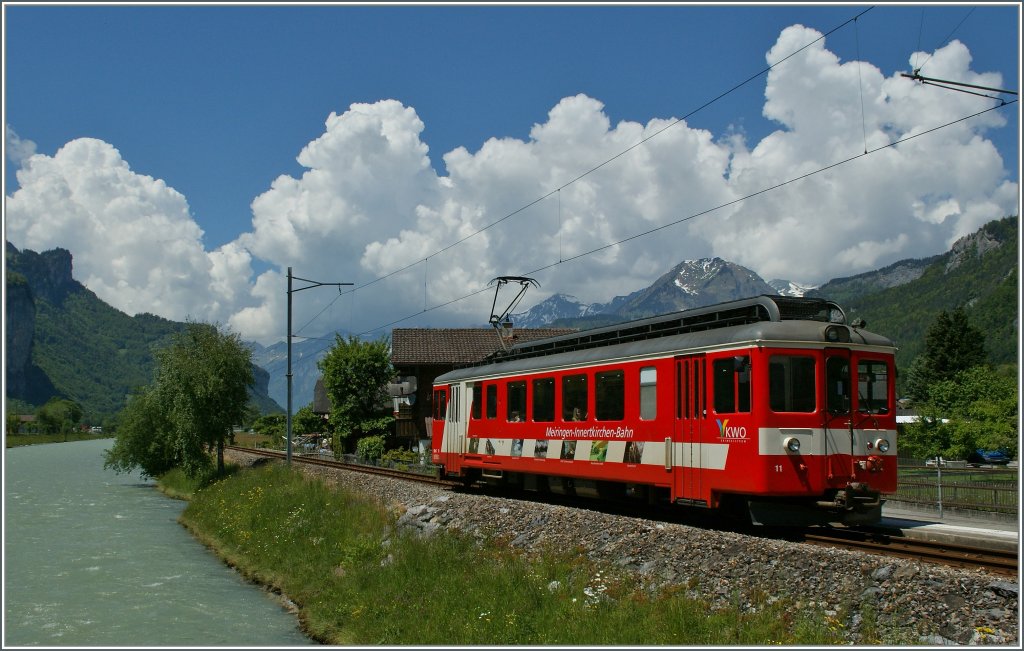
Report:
225,450,1019,645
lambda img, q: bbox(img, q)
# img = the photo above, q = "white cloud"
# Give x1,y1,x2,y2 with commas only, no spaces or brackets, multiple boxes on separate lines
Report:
5,125,37,164
714,26,1016,282
5,27,1017,345
4,138,255,324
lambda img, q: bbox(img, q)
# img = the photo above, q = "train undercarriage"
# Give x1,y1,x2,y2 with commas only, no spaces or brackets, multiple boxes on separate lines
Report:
455,467,884,526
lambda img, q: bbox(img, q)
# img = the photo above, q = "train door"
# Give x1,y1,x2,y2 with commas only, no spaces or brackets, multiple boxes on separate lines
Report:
674,355,706,504
441,384,467,473
823,350,855,484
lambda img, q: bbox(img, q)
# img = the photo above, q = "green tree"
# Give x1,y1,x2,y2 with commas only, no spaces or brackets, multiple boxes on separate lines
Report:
900,365,1018,460
104,322,254,479
904,307,987,402
6,409,22,436
317,334,394,452
103,386,177,478
158,322,254,475
36,398,83,435
252,413,286,442
294,404,322,437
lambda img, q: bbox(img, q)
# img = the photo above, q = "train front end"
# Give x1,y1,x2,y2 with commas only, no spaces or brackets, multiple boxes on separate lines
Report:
743,321,898,526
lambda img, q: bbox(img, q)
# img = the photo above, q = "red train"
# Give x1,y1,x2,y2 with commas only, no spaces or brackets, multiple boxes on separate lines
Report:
431,295,897,525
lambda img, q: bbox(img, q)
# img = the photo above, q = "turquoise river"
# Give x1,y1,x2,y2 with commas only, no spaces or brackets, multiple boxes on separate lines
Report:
4,438,313,646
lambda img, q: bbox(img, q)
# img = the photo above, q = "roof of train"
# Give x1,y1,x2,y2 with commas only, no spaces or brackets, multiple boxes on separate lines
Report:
434,318,896,384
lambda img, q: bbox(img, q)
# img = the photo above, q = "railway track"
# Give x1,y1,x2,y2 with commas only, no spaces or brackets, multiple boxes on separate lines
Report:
226,445,1017,576
224,445,459,488
798,528,1018,577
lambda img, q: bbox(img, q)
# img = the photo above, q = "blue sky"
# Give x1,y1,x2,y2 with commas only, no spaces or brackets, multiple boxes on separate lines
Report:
4,3,1020,344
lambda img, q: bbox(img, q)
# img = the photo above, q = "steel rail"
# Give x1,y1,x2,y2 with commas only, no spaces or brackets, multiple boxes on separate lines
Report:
224,445,458,488
801,529,1018,577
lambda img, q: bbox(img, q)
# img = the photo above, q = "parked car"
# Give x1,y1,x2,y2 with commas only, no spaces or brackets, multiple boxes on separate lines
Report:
967,448,1012,466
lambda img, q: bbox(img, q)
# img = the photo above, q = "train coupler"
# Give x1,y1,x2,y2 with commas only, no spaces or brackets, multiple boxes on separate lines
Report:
816,483,882,512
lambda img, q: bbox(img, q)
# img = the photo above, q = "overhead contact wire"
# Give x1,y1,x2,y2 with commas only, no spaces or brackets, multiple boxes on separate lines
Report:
355,99,1015,338
331,7,875,305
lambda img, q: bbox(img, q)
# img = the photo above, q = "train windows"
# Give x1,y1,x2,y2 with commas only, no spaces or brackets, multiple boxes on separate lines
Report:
768,356,817,412
595,370,624,421
486,384,497,419
639,366,657,420
507,381,526,422
471,385,482,420
532,377,555,422
826,357,851,415
433,388,447,420
562,374,588,421
713,356,751,414
857,360,890,414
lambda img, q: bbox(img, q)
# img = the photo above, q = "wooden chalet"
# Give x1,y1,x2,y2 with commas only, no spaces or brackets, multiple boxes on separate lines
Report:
389,327,576,444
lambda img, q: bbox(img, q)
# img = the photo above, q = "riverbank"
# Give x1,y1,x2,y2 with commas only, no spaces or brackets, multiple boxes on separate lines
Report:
170,458,853,645
166,450,996,645
5,432,112,447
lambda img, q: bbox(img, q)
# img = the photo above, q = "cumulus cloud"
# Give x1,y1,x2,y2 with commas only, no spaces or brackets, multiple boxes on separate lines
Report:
5,125,37,164
4,137,255,323
704,27,1016,281
5,26,1017,345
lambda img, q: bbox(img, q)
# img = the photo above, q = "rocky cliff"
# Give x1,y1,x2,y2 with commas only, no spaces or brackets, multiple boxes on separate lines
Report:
5,241,282,419
5,271,35,399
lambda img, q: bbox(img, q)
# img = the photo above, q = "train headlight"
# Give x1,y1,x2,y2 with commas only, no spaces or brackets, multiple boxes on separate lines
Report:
823,325,851,343
874,438,890,453
784,437,801,453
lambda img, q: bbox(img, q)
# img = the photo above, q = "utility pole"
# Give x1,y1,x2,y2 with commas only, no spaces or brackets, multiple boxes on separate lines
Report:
286,267,352,464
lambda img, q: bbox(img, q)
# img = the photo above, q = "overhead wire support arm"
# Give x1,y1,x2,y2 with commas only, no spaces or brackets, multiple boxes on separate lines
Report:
290,274,355,293
901,72,1017,103
488,276,540,352
286,267,353,465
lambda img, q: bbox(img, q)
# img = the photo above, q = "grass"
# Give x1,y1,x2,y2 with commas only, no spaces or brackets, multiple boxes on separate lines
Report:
175,462,861,645
158,464,241,500
5,432,111,447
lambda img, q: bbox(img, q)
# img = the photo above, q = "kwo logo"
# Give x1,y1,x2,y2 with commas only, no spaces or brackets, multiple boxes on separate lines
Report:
716,418,747,439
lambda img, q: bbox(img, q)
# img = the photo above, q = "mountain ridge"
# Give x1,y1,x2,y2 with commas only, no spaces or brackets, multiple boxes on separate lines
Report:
5,243,282,422
6,215,1016,416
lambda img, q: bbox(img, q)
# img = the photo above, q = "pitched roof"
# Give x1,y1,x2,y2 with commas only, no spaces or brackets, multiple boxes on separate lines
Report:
313,377,331,414
391,327,577,365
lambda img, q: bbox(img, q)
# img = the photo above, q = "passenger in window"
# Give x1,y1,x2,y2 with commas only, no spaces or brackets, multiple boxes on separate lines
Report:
510,411,522,423
571,407,583,421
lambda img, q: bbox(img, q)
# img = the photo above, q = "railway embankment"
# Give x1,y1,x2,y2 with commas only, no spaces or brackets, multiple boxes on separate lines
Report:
216,449,1017,645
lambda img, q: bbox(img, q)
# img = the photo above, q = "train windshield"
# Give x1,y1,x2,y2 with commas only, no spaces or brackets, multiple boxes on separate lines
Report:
826,356,891,415
857,360,890,414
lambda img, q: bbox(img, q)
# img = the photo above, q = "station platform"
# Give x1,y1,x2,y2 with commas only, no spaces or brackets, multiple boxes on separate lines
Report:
875,502,1019,553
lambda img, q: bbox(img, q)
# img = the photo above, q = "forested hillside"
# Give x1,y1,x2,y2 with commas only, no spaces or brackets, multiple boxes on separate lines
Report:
814,217,1018,374
32,290,186,420
6,243,282,423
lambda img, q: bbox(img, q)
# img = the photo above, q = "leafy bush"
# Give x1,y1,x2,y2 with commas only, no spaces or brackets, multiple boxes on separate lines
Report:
356,435,386,462
381,447,421,471
382,448,419,464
